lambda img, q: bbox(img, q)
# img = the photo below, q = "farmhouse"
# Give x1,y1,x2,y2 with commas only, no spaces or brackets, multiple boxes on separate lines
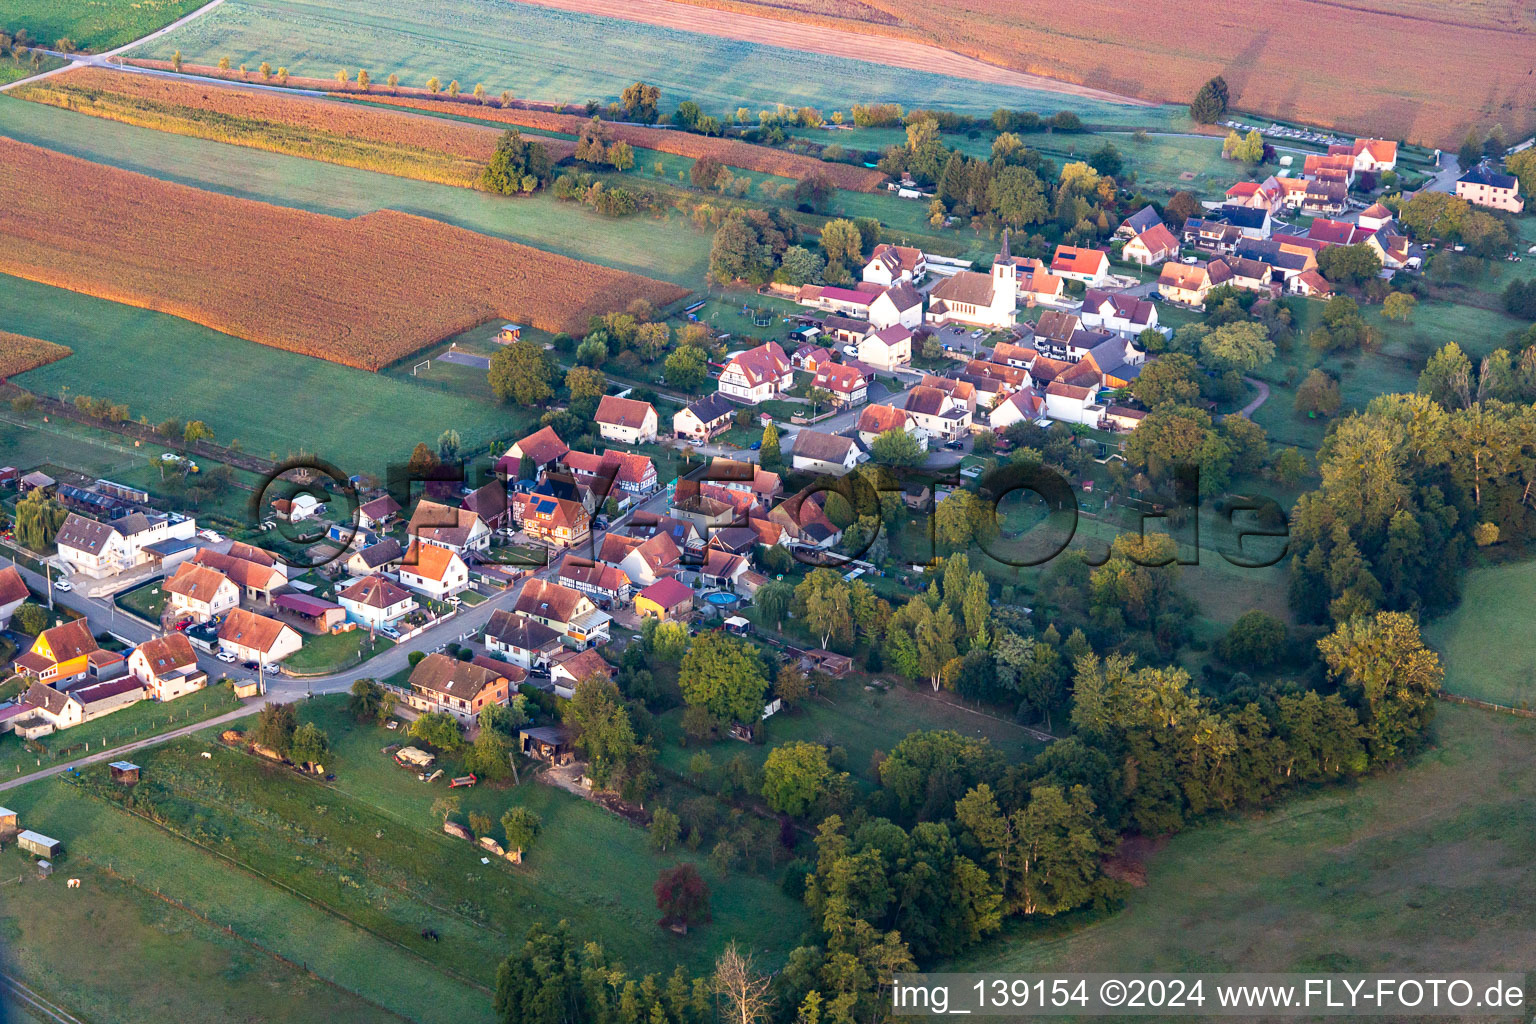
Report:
811,363,870,407
673,393,737,442
1049,245,1111,285
515,578,610,648
791,430,863,476
927,234,1018,330
218,608,302,666
407,500,490,555
338,574,418,629
718,342,794,404
1122,223,1180,266
862,243,927,286
593,395,659,445
13,619,100,686
404,652,511,724
127,633,207,701
1456,166,1524,213
634,577,695,622
483,609,564,671
397,541,470,599
54,511,197,579
23,677,145,731
858,324,912,370
0,566,27,628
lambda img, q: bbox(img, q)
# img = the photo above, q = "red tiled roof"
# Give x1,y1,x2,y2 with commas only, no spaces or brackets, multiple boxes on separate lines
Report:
594,395,656,430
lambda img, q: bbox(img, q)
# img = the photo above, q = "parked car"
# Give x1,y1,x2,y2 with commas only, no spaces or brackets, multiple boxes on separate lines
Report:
216,651,237,664
53,579,72,592
748,440,762,451
944,440,964,451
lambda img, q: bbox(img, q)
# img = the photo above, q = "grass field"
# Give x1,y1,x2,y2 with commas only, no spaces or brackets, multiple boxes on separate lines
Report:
284,629,394,675
128,0,1184,126
2,274,533,475
0,850,412,1024
116,580,170,622
1423,559,1536,708
0,0,207,51
0,96,712,286
950,704,1536,985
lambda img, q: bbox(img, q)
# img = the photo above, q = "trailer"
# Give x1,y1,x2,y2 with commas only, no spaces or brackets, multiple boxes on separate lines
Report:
449,774,478,788
394,746,435,770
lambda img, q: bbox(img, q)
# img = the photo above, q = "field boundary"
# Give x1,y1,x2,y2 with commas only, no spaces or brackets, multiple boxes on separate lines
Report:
1436,691,1536,720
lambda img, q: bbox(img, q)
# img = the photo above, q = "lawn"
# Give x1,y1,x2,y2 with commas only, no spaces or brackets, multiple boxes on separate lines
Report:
1,273,535,477
127,0,1182,125
284,628,395,675
949,704,1536,982
0,0,207,51
1423,558,1536,708
116,580,169,622
0,684,243,778
0,849,411,1024
0,96,712,286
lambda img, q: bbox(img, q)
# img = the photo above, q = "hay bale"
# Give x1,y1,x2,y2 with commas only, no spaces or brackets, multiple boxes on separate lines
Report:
442,821,472,841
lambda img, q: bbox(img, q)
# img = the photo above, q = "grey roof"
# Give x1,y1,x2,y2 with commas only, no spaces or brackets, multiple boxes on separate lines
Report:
683,392,736,424
484,608,562,650
56,513,122,553
1459,165,1519,190
1217,205,1269,229
1235,238,1311,272
355,537,403,569
792,429,857,463
1122,205,1163,235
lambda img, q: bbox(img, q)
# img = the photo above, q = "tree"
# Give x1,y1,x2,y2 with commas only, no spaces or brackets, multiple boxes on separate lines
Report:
819,218,863,264
1318,611,1442,763
564,365,607,400
655,863,710,932
755,580,793,631
258,61,271,79
869,428,924,467
620,81,660,122
172,50,183,73
1382,292,1417,322
465,727,514,780
775,245,824,286
759,420,784,473
479,129,554,194
183,420,214,444
1316,243,1382,287
1200,321,1274,374
1217,610,1287,669
987,165,1048,227
1164,190,1201,228
13,603,47,637
436,428,461,462
678,633,767,726
500,807,542,863
253,702,298,754
387,72,398,92
1123,404,1232,495
347,678,385,721
290,722,330,766
13,489,67,551
1189,76,1229,123
448,80,460,98
218,56,231,70
334,68,348,88
663,345,709,392
426,76,440,94
488,339,554,404
1507,149,1536,197
713,943,771,1024
562,677,645,790
356,69,370,90
761,741,836,816
1418,341,1474,409
649,806,681,851
691,154,724,189
1131,352,1201,408
774,662,810,708
411,712,462,751
276,67,288,85
1293,369,1342,417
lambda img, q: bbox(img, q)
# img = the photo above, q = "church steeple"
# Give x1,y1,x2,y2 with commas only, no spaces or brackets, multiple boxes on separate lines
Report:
997,228,1014,265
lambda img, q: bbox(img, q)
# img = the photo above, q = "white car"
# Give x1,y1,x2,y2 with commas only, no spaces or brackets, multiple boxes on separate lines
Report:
159,453,183,463
215,651,237,664
53,579,72,592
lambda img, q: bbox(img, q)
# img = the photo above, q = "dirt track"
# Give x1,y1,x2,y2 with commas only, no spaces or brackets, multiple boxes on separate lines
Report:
512,0,1156,108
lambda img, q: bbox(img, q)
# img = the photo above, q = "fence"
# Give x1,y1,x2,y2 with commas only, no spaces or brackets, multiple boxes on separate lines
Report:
1437,691,1536,720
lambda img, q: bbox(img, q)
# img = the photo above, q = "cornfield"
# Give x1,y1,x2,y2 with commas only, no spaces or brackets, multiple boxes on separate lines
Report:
0,139,688,371
0,332,72,377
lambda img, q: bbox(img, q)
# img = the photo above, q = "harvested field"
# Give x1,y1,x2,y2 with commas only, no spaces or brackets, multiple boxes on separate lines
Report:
16,68,576,187
0,331,71,377
565,0,1536,145
113,59,884,189
366,94,888,190
0,138,688,370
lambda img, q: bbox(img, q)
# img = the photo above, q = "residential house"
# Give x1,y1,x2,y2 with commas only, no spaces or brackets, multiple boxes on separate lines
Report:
356,494,402,531
1357,202,1395,231
347,538,403,577
791,430,863,476
1033,310,1081,360
634,577,694,622
1224,177,1283,215
718,342,794,404
1115,205,1163,241
127,634,207,702
692,458,782,509
1049,245,1111,285
1158,258,1233,308
1307,218,1374,247
812,363,870,407
1456,166,1524,212
1234,236,1317,285
1043,381,1104,426
459,480,512,533
1293,270,1335,298
548,648,615,699
500,426,570,478
867,281,924,330
163,563,240,623
672,393,737,443
1122,223,1180,266
1303,152,1356,186
54,511,197,579
217,608,302,666
700,548,749,591
902,385,973,440
1366,229,1415,270
1079,290,1157,338
791,344,836,373
597,450,658,502
0,566,29,628
857,404,927,450
518,494,591,549
557,555,632,605
599,532,681,587
1104,406,1149,432
918,374,978,414
927,233,1018,330
1182,217,1245,255
1273,176,1309,209
1225,256,1274,293
337,575,418,629
796,282,883,320
397,541,470,600
988,389,1048,431
821,315,872,345
990,340,1038,368
1074,336,1147,389
768,487,844,549
1302,179,1349,215
669,487,740,534
862,243,927,286
1329,138,1397,173
857,324,912,370
1018,258,1066,306
593,395,659,445
483,609,564,671
13,619,99,686
407,500,490,555
188,548,286,604
23,678,144,731
515,578,610,648
404,652,510,724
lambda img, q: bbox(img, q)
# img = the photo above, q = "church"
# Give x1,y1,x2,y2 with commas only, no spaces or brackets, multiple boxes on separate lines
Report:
925,232,1018,331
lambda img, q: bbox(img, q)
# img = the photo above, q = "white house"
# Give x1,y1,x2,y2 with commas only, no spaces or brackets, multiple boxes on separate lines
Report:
902,385,973,440
217,608,302,666
593,395,659,445
790,430,863,477
718,342,794,404
127,633,207,702
163,563,240,623
1122,223,1180,267
1050,245,1112,286
0,566,28,629
927,233,1018,331
483,609,564,671
867,281,924,331
24,678,145,731
1043,381,1103,425
988,389,1048,431
1079,290,1158,338
54,511,197,579
398,541,470,600
672,393,736,442
811,363,870,407
858,324,912,370
856,404,927,451
862,243,927,287
338,574,418,629
406,501,490,555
